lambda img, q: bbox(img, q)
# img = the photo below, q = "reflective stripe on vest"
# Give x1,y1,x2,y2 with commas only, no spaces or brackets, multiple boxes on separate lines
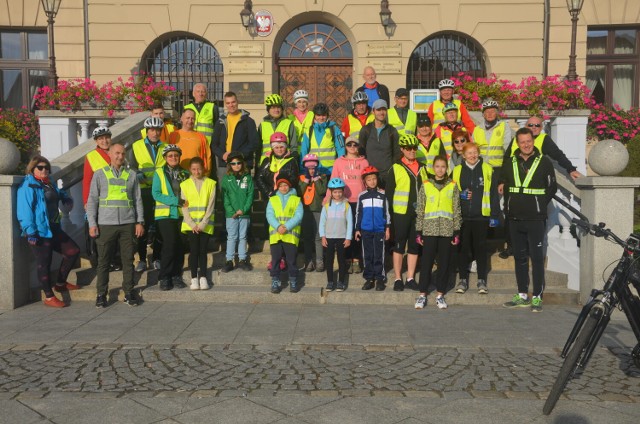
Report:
509,155,545,195
180,177,216,234
431,99,462,127
289,111,315,142
268,195,302,246
387,108,417,136
452,163,493,217
131,139,167,188
99,167,133,208
260,119,294,157
423,180,455,220
308,126,338,169
510,132,545,156
154,168,183,218
184,103,216,142
473,121,506,167
347,113,374,138
87,149,109,172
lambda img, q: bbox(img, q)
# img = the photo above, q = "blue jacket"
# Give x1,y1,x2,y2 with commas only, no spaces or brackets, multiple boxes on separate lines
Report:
17,174,69,238
266,189,303,232
355,187,391,233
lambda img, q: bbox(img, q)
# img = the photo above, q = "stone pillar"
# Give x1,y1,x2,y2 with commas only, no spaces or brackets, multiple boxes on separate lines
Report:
550,111,590,175
77,119,91,144
575,177,640,303
38,116,79,161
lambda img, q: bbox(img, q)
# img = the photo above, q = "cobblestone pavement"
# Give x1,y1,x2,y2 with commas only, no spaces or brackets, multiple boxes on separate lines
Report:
0,343,638,402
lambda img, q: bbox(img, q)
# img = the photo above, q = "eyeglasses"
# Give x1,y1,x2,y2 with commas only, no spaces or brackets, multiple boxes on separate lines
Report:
346,143,358,147
35,165,50,171
229,162,242,166
402,146,418,151
527,123,542,128
454,138,467,144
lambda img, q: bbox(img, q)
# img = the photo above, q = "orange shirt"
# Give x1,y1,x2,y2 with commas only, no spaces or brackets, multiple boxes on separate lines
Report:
401,157,420,176
168,129,212,174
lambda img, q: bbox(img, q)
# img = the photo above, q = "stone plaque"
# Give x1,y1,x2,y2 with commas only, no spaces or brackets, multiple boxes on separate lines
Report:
366,42,402,57
366,59,402,74
229,82,265,104
227,59,264,74
228,42,264,57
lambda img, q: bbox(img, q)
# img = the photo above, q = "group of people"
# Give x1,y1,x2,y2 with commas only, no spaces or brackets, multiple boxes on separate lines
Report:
17,66,581,312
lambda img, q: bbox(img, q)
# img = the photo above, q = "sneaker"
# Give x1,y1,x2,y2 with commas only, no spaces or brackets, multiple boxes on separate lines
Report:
95,294,108,308
503,294,531,308
123,292,139,306
531,297,543,312
43,295,65,308
362,280,375,290
436,296,448,309
335,282,346,292
221,260,234,273
172,276,187,289
190,278,199,290
455,279,469,294
199,277,209,290
375,280,386,291
315,262,325,272
468,260,477,273
325,281,336,292
238,259,253,271
393,279,404,291
271,279,282,294
289,280,300,293
279,258,287,271
153,260,161,270
54,282,80,292
135,261,147,273
405,278,418,291
109,263,122,272
498,247,512,259
415,295,427,309
306,261,316,272
159,278,172,291
352,260,363,274
477,280,488,294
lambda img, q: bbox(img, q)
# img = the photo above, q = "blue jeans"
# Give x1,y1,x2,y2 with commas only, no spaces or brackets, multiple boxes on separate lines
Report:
226,217,249,261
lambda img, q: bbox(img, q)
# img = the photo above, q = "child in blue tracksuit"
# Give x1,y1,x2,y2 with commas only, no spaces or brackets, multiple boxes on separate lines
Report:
354,166,391,291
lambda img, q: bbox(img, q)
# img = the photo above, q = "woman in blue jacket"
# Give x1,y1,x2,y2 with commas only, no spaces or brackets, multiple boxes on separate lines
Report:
17,155,80,307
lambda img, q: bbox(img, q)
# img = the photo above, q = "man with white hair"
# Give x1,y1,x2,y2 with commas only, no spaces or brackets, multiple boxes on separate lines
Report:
184,83,218,144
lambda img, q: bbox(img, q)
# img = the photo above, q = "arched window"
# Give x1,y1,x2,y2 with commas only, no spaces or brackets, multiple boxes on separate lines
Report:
407,32,486,89
278,23,352,59
141,33,223,111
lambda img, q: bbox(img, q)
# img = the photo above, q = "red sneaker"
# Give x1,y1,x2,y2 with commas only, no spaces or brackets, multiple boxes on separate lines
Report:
54,282,80,292
43,296,66,308
279,258,287,271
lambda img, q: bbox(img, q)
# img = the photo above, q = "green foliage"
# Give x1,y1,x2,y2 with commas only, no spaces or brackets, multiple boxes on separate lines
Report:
0,108,40,174
620,136,640,230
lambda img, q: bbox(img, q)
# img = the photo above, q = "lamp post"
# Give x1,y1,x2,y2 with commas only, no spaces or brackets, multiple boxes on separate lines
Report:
566,0,585,81
41,0,62,88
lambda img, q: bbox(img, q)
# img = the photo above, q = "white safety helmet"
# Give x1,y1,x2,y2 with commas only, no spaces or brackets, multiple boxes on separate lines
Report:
293,89,309,102
144,116,164,129
351,91,369,105
482,100,499,111
92,126,111,140
438,79,456,90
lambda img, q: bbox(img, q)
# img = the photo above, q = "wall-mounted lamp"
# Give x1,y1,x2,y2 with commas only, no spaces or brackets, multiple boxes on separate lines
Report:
379,1,394,37
240,0,254,29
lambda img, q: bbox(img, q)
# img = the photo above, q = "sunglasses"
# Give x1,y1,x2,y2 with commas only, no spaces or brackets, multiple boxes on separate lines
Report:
454,138,467,144
346,143,359,147
402,146,418,151
228,162,242,166
527,123,542,128
35,165,50,171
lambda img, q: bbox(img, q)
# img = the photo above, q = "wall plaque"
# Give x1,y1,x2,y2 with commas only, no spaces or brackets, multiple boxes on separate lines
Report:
227,60,264,74
366,59,402,74
366,42,402,57
229,82,264,104
228,42,264,57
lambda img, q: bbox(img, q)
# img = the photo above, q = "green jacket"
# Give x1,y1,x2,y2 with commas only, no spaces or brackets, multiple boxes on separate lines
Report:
221,173,254,219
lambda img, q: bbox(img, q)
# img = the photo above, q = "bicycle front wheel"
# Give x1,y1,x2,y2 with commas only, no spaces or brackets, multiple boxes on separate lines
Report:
543,305,604,415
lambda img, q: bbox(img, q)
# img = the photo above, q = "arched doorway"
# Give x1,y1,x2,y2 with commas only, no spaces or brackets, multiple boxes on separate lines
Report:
277,23,353,123
140,32,224,112
407,32,486,89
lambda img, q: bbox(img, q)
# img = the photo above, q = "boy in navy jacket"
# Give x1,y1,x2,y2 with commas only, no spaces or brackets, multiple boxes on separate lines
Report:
354,166,391,291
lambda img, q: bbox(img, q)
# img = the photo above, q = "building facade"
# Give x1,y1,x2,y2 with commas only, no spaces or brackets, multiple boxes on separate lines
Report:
1,0,639,121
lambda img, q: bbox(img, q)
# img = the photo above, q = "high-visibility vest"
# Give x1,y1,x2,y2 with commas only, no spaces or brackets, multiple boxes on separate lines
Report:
307,125,338,169
347,113,374,138
86,149,109,172
425,138,448,176
509,155,545,195
180,177,216,234
131,139,167,188
416,141,430,165
434,125,455,157
431,99,462,127
422,180,455,220
99,167,133,208
387,108,417,136
184,102,216,143
510,132,546,156
452,163,493,217
473,121,507,167
153,168,183,219
140,123,175,143
260,119,294,157
289,111,314,142
391,163,427,214
268,195,302,246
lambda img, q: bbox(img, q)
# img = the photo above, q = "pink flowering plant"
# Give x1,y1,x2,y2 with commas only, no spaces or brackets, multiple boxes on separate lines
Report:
588,104,640,144
34,73,176,118
0,107,40,173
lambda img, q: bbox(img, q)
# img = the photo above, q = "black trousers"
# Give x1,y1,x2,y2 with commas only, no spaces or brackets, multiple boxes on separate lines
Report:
325,238,347,283
156,218,184,280
187,232,210,278
459,220,489,280
418,236,452,294
96,224,136,296
269,241,298,281
509,219,546,297
137,189,160,262
29,223,80,297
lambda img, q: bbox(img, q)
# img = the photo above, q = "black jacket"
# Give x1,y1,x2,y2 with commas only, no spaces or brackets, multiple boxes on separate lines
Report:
359,123,401,176
501,132,576,181
457,158,500,221
255,154,300,199
211,110,259,168
503,148,557,221
385,160,425,217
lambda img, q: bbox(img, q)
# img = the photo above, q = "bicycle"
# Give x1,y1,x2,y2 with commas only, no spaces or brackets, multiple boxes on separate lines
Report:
543,195,640,415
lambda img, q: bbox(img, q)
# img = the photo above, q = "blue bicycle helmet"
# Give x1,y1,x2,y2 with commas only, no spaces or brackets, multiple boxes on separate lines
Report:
327,178,346,189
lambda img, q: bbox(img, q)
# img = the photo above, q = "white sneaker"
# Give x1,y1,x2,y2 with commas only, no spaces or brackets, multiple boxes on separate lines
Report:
190,278,199,290
436,296,448,309
135,261,147,273
199,277,209,290
414,295,427,309
468,260,477,273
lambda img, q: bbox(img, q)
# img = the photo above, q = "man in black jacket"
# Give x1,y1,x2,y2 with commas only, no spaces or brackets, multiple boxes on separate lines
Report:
502,127,557,312
211,91,259,183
